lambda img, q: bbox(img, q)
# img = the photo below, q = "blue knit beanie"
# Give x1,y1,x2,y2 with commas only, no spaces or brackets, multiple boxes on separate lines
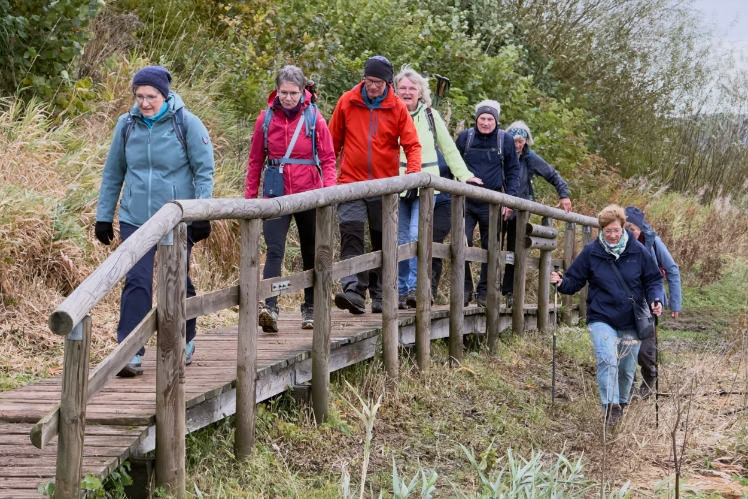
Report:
625,206,645,230
132,66,172,98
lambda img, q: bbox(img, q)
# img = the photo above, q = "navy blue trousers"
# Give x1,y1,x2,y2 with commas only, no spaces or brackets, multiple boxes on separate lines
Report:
117,222,196,356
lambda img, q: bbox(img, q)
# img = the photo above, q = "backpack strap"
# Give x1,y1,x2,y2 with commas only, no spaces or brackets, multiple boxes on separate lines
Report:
121,113,136,149
425,107,437,144
172,107,188,154
262,106,274,162
464,128,475,155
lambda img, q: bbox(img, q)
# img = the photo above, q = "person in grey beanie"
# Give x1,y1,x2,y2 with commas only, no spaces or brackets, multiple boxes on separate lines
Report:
95,65,215,376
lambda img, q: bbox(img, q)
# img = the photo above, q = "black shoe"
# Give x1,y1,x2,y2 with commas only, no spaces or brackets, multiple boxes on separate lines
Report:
301,304,314,329
371,298,382,314
464,292,472,307
476,294,487,307
505,292,514,308
639,382,654,400
259,305,279,333
605,404,623,427
406,290,417,309
398,295,409,310
117,354,144,377
334,291,366,315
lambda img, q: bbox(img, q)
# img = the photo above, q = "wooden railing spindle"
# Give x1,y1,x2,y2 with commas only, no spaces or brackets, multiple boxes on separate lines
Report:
54,315,91,499
537,217,553,331
486,203,501,353
563,222,576,326
312,206,334,422
381,193,400,380
449,195,466,366
155,223,187,498
511,210,530,334
578,225,591,320
415,188,434,372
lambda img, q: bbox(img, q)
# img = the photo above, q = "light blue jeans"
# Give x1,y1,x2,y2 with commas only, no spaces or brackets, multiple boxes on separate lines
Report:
398,198,419,296
588,322,641,408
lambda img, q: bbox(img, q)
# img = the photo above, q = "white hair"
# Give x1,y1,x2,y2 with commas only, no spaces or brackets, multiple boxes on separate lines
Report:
394,65,432,107
506,120,534,146
475,99,501,116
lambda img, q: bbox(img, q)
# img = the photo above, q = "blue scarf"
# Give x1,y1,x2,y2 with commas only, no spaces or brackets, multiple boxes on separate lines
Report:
598,230,628,260
141,102,169,129
361,85,388,109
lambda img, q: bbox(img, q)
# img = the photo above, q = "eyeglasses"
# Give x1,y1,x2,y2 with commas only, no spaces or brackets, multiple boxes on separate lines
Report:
134,94,161,103
364,77,387,87
398,86,418,94
278,91,301,98
602,228,622,236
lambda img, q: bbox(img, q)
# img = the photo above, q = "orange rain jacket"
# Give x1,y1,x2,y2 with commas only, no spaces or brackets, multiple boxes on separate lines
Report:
329,82,422,184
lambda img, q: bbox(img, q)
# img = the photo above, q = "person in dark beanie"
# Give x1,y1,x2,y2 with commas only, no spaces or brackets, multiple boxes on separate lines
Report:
95,66,215,376
329,55,422,314
455,100,520,307
624,205,682,399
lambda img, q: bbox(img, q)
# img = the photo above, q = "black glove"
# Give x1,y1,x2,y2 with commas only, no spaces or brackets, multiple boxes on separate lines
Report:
95,221,114,245
191,220,211,243
402,188,418,205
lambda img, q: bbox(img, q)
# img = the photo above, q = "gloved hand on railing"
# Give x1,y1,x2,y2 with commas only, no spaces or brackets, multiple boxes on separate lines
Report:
191,220,212,243
94,221,114,245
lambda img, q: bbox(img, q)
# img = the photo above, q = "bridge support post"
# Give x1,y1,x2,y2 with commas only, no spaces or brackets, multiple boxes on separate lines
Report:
563,223,576,326
382,193,400,381
312,206,334,422
486,203,501,354
512,210,530,334
578,225,591,321
416,188,434,372
155,223,187,498
236,218,261,456
537,217,553,331
449,195,465,366
54,315,91,499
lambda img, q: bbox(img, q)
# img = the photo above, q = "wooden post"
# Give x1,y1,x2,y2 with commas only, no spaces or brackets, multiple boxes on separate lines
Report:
563,222,576,326
537,217,553,331
449,195,466,366
381,193,399,380
486,203,501,354
54,316,92,499
415,188,434,372
511,210,530,334
312,206,334,422
155,223,187,498
578,225,591,320
235,218,261,457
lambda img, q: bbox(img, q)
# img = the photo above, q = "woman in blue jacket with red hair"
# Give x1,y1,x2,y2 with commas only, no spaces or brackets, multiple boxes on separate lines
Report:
551,204,664,426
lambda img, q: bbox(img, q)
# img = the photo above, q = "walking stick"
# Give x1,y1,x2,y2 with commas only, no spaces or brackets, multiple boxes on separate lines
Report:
552,265,560,408
654,299,662,428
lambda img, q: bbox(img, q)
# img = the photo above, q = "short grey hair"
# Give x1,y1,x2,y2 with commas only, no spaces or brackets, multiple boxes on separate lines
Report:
275,65,306,91
394,65,432,107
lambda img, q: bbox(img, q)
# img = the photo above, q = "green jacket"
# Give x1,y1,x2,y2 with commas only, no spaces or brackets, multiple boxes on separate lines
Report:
399,103,473,190
96,92,215,227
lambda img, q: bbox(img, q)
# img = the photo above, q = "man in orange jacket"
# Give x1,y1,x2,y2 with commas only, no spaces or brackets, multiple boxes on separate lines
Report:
329,55,422,314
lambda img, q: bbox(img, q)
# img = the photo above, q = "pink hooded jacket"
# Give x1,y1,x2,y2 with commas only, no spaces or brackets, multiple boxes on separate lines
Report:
245,89,337,198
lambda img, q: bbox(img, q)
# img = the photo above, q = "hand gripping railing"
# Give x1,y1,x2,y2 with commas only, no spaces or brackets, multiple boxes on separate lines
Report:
42,171,599,498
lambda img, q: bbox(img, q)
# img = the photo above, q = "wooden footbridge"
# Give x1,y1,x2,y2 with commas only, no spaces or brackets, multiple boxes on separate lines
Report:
0,173,598,498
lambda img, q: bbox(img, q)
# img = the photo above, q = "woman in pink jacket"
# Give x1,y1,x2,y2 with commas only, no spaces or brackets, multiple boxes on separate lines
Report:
246,65,337,332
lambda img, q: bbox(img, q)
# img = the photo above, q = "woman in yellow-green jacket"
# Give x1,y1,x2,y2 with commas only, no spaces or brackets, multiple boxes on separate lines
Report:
394,66,483,308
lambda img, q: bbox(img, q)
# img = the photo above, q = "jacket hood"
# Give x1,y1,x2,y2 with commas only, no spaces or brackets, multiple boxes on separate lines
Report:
265,89,314,109
348,81,397,109
130,91,184,118
506,120,534,146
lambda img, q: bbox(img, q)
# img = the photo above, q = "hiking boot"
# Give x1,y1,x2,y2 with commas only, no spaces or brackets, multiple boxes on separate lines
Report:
505,292,514,308
371,298,383,314
398,295,410,310
301,304,314,329
117,354,143,377
186,340,195,366
259,304,279,333
464,292,472,307
605,404,624,427
476,294,487,307
639,382,655,400
406,290,417,309
334,291,366,315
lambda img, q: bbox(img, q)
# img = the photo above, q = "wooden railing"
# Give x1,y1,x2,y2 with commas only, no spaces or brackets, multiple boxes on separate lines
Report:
41,171,599,498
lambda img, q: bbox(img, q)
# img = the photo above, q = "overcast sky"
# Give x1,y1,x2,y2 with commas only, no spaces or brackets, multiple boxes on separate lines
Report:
691,0,747,46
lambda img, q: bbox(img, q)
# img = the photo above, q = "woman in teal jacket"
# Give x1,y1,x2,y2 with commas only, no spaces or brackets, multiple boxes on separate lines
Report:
394,66,482,309
95,66,215,377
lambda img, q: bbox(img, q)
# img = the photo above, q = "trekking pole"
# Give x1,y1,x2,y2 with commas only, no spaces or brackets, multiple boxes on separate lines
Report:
654,299,662,428
433,74,451,109
552,265,560,408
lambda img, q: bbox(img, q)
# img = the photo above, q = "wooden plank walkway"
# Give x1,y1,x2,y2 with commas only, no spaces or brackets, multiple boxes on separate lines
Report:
0,303,561,498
